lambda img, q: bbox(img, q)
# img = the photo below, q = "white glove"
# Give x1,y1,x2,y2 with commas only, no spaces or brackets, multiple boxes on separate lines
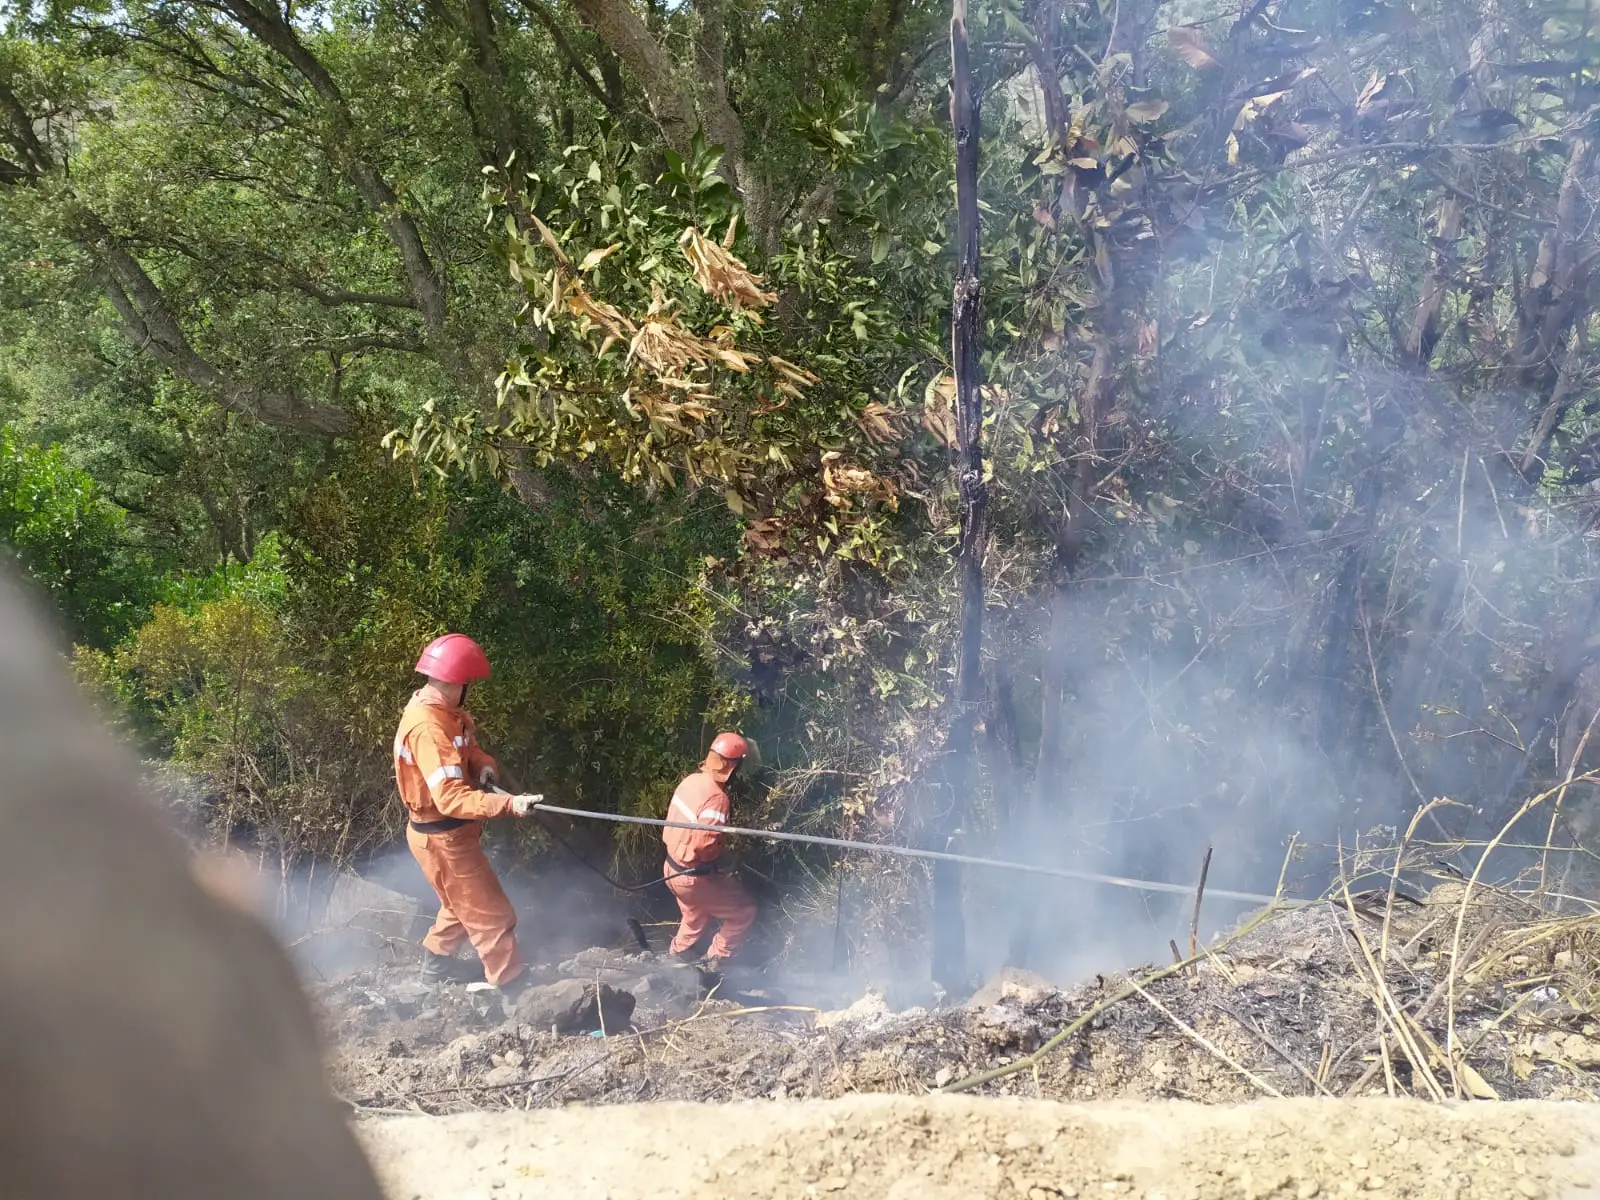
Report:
509,793,543,817
478,765,498,787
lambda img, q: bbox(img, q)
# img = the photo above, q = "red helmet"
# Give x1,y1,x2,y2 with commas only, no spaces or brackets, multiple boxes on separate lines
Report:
414,633,492,684
709,731,748,761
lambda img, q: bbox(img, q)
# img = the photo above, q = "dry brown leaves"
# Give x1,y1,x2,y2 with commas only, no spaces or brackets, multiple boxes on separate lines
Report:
856,402,901,445
631,390,717,433
744,516,787,555
532,219,822,409
922,374,959,448
767,354,820,400
623,288,769,392
679,219,778,312
565,285,631,355
822,452,898,511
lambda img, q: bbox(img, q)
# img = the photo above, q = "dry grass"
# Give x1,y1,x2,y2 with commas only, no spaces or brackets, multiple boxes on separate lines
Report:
322,781,1600,1113
941,781,1600,1103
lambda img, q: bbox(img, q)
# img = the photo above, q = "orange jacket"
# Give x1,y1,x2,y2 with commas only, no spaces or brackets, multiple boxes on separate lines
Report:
393,689,508,824
663,768,730,869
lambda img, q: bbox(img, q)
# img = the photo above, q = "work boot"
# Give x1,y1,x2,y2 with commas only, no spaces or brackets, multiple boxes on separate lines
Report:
497,970,536,999
420,952,480,984
669,947,702,966
489,970,535,1016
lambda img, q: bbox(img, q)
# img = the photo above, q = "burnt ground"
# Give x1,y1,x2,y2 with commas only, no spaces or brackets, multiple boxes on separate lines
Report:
319,883,1600,1116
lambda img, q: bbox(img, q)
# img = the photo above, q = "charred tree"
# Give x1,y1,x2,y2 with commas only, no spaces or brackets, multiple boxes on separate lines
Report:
931,0,986,993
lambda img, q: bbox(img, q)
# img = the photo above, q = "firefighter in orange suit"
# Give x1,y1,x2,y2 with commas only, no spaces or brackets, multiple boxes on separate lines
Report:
393,633,541,991
663,732,758,969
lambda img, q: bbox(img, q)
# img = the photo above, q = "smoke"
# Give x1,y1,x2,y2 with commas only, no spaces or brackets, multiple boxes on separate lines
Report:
970,589,1356,985
212,825,652,981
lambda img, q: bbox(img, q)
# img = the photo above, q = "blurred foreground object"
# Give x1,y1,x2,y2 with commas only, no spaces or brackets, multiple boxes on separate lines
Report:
0,570,383,1199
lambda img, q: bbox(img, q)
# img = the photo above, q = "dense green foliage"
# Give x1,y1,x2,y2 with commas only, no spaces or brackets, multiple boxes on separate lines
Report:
7,0,1600,972
0,425,153,646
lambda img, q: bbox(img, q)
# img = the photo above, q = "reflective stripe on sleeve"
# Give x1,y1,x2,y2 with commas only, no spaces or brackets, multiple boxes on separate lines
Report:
427,764,465,788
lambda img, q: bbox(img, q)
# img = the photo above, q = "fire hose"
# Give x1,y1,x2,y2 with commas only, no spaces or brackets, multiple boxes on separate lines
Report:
492,786,1281,906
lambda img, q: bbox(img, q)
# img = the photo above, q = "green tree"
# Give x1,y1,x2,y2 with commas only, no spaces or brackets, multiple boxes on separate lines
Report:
0,426,153,646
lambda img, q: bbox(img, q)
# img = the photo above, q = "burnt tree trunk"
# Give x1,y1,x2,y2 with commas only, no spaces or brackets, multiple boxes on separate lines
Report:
932,0,985,993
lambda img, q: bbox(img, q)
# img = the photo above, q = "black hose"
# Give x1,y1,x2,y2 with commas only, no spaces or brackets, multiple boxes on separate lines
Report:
529,810,692,893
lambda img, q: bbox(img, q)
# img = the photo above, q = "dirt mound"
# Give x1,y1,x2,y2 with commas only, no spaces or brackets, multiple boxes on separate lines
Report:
321,891,1600,1113
356,1094,1600,1199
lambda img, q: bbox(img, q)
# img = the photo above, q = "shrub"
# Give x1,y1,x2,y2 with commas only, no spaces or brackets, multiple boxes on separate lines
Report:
0,426,154,647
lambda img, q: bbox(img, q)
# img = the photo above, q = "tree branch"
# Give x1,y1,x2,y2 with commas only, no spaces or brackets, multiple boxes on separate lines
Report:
516,0,623,114
1402,191,1463,368
286,335,426,355
0,79,50,178
691,0,774,248
207,0,450,337
570,0,696,151
291,282,421,310
459,0,540,167
81,213,352,436
3,76,353,437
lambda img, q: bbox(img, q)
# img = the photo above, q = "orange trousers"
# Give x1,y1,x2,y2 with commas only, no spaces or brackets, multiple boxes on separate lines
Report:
406,824,523,986
665,864,756,959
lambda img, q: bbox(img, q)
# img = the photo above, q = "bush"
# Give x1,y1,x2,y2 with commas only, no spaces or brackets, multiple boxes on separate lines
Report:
0,426,154,647
82,444,746,869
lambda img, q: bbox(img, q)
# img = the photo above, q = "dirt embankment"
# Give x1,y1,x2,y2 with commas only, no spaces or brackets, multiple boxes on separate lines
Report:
357,1093,1600,1200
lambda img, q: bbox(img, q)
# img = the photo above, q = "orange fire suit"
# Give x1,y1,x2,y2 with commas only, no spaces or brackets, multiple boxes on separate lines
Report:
393,689,524,986
663,765,756,959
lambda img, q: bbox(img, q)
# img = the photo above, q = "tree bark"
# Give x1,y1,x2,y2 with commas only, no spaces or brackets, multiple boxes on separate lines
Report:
932,0,985,992
570,0,697,151
517,0,624,114
458,0,538,169
1518,136,1592,379
1401,194,1463,368
691,0,774,249
568,0,779,249
1515,137,1595,481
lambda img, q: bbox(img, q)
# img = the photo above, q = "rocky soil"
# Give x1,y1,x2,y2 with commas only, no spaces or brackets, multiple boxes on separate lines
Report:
320,886,1600,1115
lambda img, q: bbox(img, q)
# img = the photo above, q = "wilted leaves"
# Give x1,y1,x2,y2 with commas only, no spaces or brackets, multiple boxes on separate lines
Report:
1168,25,1221,71
679,221,778,312
1125,99,1170,123
483,194,911,562
922,374,959,448
768,354,820,399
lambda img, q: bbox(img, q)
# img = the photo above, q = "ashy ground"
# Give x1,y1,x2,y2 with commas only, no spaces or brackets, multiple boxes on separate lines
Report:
319,890,1600,1113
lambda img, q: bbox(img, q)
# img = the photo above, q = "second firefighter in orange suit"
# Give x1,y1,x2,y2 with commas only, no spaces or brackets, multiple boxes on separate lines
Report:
663,732,758,968
393,633,541,990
